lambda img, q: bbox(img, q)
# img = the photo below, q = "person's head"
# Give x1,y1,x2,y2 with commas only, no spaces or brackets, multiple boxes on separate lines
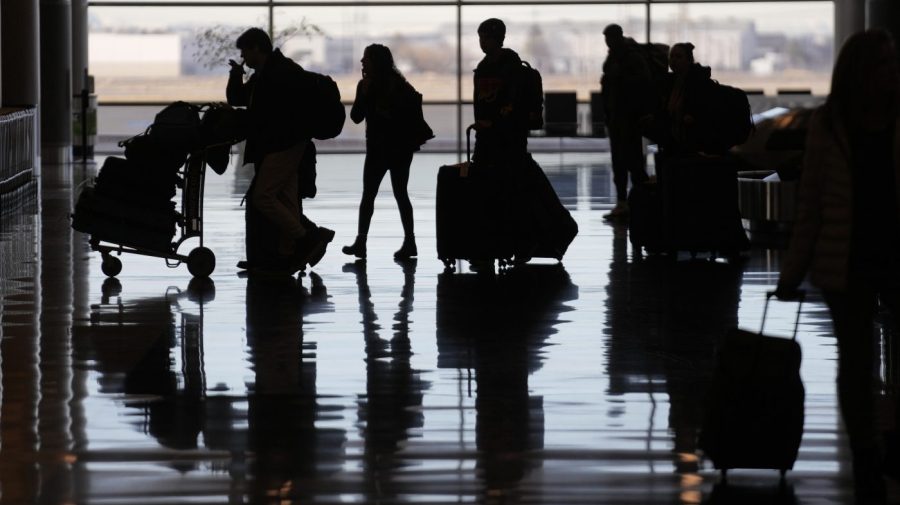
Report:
827,29,900,128
669,43,695,74
603,24,624,51
236,27,273,69
361,43,403,80
478,18,506,56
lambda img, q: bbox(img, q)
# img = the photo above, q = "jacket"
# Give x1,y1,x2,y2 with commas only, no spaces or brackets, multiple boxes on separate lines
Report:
226,49,310,164
779,107,900,292
473,47,529,163
601,38,652,123
350,75,425,152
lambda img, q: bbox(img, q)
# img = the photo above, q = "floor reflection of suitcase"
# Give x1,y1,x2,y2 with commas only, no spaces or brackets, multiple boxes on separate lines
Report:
700,292,805,481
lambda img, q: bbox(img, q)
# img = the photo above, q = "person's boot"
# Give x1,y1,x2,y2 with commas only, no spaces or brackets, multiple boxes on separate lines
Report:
393,236,417,260
602,201,629,221
342,235,367,259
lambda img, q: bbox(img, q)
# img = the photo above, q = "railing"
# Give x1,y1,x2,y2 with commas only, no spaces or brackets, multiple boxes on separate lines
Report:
0,107,37,194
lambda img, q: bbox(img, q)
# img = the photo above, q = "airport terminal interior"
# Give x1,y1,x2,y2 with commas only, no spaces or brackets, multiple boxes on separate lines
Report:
2,0,900,503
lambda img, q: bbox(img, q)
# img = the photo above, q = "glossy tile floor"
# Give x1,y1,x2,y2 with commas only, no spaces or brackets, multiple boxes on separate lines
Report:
0,152,885,504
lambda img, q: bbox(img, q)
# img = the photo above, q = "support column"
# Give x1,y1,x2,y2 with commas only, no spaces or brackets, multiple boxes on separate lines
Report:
71,0,87,94
40,0,72,165
867,0,900,56
1,0,39,108
835,0,865,50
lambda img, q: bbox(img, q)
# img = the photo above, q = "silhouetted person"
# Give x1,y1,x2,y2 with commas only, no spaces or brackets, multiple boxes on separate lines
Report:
343,44,429,260
600,23,651,221
468,18,532,271
776,29,900,505
473,18,530,166
227,27,334,274
646,42,714,155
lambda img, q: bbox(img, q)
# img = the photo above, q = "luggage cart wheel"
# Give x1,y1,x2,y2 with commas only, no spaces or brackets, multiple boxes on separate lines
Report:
101,255,122,277
187,247,216,278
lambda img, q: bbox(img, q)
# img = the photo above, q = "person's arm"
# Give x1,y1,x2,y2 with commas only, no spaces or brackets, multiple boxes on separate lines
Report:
777,110,828,296
226,62,251,106
350,79,369,124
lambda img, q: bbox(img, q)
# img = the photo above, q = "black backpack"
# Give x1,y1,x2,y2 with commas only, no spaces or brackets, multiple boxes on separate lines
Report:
150,101,202,150
517,61,544,130
701,82,754,153
302,71,346,140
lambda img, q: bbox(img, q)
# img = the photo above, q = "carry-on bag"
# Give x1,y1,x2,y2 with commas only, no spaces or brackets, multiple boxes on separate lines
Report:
436,126,514,268
661,153,750,256
699,291,805,481
515,155,578,260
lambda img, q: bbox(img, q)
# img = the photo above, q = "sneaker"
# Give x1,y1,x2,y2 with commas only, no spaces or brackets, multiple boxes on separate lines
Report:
603,202,629,221
393,238,418,260
305,227,336,267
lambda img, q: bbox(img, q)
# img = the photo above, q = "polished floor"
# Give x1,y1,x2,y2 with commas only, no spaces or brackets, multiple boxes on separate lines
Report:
0,152,885,504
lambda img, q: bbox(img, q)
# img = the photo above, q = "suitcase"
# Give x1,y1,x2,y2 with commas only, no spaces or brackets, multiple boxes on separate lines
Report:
73,186,177,251
95,156,178,205
699,291,805,481
660,154,750,256
514,155,578,260
436,126,515,267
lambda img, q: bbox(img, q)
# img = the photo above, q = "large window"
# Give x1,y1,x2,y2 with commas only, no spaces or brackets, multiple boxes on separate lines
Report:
88,1,834,145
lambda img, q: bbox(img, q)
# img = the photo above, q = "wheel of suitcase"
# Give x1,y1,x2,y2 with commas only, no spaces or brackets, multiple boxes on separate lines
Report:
187,247,215,278
101,255,122,277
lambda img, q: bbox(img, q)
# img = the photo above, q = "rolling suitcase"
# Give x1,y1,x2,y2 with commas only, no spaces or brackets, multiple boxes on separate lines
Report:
699,291,805,481
436,126,514,268
661,154,749,256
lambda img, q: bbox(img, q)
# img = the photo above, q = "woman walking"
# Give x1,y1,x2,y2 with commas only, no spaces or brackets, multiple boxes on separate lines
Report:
343,43,431,260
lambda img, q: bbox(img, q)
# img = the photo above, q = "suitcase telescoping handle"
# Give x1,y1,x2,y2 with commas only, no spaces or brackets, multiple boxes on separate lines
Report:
466,124,475,163
761,290,806,341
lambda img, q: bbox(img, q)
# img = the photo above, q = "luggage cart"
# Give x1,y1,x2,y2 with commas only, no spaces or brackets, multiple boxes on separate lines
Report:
91,146,220,279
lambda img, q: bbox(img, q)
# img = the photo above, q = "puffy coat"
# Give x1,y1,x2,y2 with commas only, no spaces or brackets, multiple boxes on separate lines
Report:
779,107,900,292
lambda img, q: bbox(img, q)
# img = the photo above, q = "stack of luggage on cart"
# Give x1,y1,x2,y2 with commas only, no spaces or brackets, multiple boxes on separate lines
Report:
72,101,239,253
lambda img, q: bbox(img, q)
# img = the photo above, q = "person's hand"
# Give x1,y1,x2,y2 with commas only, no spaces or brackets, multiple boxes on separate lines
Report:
228,59,244,74
473,119,492,130
358,77,371,95
639,114,654,129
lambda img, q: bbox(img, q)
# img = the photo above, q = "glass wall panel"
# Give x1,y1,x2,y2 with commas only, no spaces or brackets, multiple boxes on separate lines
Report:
90,6,269,102
649,2,833,95
274,6,459,101
462,4,647,101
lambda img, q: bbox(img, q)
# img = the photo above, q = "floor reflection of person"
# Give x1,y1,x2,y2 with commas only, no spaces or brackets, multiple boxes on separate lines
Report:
244,273,343,502
345,260,429,502
435,265,577,502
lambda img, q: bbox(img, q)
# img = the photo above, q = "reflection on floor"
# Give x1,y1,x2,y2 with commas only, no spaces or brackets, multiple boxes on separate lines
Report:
0,152,882,504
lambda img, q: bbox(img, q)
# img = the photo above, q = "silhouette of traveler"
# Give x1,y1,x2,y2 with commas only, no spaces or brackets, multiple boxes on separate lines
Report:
600,23,651,221
343,44,432,260
226,27,334,274
472,18,530,166
776,29,900,505
648,42,713,155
